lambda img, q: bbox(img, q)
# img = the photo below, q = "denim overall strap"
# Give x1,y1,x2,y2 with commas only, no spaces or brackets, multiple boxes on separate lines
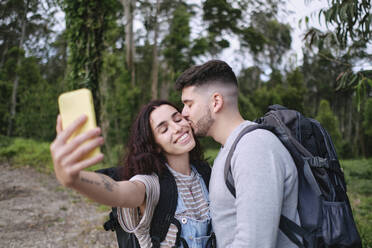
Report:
173,165,213,248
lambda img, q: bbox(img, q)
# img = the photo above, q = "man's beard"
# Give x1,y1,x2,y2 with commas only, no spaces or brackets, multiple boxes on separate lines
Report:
194,108,214,137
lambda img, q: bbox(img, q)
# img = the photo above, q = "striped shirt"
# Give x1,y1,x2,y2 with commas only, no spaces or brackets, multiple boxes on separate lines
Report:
117,166,209,248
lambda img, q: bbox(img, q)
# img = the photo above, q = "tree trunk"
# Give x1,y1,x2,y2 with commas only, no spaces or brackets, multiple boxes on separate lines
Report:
359,102,366,157
352,112,361,157
160,65,172,100
0,41,8,69
151,0,160,100
160,80,170,100
346,93,353,141
121,0,136,87
99,68,112,163
7,0,29,136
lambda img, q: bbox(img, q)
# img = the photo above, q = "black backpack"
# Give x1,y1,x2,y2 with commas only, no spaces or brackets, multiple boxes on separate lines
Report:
224,104,362,248
97,161,214,248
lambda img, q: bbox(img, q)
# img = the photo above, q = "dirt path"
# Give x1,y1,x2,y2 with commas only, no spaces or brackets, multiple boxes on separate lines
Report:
0,163,117,248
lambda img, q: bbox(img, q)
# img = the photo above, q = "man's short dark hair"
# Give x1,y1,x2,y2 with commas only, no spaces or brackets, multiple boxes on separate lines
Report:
175,60,238,90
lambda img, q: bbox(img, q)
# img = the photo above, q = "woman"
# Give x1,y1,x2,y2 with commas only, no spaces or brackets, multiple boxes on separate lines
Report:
50,100,213,248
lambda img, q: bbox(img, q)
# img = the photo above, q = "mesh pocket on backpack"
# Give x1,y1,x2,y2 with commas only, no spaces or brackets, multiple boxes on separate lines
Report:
321,200,354,246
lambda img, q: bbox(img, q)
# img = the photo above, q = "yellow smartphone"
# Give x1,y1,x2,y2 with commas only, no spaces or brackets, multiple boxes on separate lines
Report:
58,88,100,159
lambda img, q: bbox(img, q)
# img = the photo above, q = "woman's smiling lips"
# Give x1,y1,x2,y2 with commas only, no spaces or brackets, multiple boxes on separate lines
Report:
174,131,191,144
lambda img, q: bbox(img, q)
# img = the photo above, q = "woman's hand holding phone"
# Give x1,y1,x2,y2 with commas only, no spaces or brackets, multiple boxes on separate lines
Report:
50,114,104,187
51,88,104,187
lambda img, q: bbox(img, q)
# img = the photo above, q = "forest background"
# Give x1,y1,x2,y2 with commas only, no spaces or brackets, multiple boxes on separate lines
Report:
0,0,371,246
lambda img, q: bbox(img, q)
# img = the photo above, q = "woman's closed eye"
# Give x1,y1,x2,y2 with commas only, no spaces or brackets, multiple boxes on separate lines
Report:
173,113,183,122
159,126,168,133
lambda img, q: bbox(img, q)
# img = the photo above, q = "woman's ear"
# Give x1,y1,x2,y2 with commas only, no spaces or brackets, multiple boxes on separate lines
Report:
211,92,224,113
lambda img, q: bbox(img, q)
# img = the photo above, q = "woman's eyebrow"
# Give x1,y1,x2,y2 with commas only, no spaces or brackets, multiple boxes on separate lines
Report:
155,121,166,130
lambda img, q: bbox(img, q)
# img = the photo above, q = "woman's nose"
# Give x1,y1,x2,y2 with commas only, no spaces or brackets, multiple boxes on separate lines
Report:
170,122,182,133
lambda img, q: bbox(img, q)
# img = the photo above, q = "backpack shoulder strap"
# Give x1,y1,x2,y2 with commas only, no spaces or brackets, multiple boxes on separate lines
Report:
224,124,271,197
222,125,308,248
149,167,178,248
96,167,140,248
150,162,211,247
192,160,211,189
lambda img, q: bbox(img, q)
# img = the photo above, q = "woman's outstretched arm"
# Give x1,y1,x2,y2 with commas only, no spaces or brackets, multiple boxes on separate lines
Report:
50,115,146,209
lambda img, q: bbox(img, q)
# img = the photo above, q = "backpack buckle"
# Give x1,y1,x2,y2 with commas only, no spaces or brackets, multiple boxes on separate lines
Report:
307,157,328,168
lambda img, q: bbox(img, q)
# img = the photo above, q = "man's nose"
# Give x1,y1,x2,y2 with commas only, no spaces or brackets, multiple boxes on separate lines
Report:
181,107,188,117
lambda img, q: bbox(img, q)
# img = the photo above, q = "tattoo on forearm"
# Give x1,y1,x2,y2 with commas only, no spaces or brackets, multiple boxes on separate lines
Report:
81,177,101,186
99,174,118,192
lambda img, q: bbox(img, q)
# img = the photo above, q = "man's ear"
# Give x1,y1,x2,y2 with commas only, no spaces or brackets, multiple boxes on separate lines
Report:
211,92,223,113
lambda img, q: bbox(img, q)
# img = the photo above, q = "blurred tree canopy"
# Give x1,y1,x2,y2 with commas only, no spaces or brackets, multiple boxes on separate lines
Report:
0,0,371,159
305,0,371,109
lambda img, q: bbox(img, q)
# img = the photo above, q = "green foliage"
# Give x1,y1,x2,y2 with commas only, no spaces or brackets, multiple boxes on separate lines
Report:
109,82,141,144
238,67,306,121
319,0,371,48
0,79,11,135
252,85,283,116
306,0,371,49
203,0,241,34
304,0,371,111
100,51,141,163
240,26,267,54
238,66,263,94
0,0,370,163
189,37,209,58
0,136,108,173
61,0,120,120
204,148,219,164
238,93,260,121
364,98,372,137
280,68,307,113
163,3,192,72
0,136,53,173
134,42,152,99
336,70,372,112
302,49,351,116
14,57,59,140
202,0,242,55
363,98,372,158
0,135,12,148
275,85,303,112
341,159,372,247
0,0,57,57
315,100,343,156
241,12,292,70
0,46,60,140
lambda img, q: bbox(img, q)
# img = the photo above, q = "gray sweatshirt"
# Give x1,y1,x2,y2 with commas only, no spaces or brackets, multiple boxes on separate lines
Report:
209,121,300,248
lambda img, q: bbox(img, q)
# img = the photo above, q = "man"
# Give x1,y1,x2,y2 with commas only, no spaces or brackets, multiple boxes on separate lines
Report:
175,60,300,248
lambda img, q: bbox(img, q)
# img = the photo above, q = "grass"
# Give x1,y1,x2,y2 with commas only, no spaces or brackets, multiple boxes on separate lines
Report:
1,137,371,246
0,135,54,173
341,159,372,247
0,135,109,173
